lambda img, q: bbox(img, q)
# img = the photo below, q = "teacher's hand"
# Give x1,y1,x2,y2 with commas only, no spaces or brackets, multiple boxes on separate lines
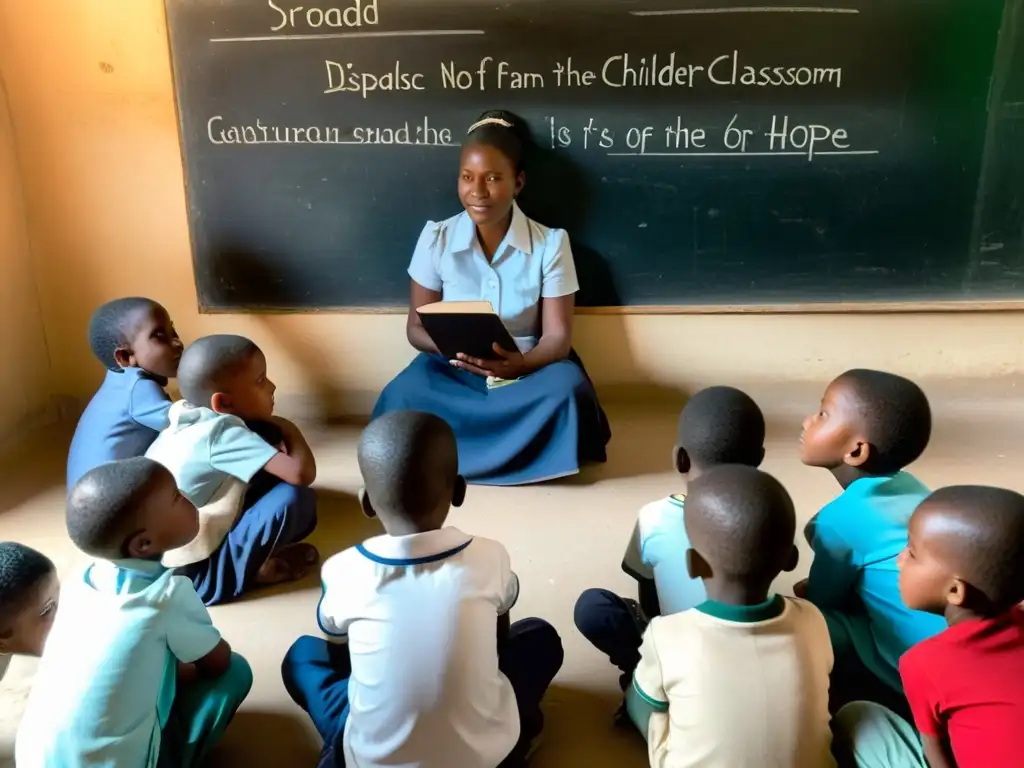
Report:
453,343,529,380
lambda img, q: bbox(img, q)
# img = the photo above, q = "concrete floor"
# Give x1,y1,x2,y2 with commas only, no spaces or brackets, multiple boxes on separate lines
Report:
2,384,1022,767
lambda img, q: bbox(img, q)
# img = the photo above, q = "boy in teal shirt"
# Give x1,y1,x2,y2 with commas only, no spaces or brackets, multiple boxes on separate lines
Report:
798,369,945,710
16,458,251,767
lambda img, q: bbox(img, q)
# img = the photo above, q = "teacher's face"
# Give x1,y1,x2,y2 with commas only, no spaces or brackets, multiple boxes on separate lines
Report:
458,143,523,228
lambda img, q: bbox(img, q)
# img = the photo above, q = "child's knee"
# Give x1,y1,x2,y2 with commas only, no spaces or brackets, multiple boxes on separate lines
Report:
574,588,621,635
223,652,254,700
281,635,324,685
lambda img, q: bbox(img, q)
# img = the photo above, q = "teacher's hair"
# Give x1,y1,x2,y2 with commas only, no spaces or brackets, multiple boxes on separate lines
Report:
463,109,530,173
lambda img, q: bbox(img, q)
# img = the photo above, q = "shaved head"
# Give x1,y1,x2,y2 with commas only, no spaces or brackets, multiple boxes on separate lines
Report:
685,465,796,587
914,486,1024,610
358,411,460,527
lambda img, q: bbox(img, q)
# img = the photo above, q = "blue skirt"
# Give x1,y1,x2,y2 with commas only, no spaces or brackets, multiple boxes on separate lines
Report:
371,351,611,486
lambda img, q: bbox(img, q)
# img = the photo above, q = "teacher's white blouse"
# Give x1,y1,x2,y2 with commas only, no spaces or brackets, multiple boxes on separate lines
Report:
407,202,579,351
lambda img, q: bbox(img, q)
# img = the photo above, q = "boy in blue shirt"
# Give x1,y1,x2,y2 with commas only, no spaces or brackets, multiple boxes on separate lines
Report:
146,334,318,605
797,369,945,711
0,542,59,682
574,386,765,694
16,458,252,767
67,297,184,487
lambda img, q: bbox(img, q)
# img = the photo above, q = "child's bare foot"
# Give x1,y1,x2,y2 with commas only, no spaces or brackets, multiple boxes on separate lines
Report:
256,543,320,586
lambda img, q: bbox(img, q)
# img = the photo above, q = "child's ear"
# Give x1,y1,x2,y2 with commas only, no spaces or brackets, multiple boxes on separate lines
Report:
451,475,467,508
673,446,691,475
209,392,232,414
125,531,156,559
0,627,13,655
782,545,799,573
844,438,871,468
112,346,133,370
947,577,968,608
358,488,377,519
686,548,711,581
755,446,766,467
514,171,526,197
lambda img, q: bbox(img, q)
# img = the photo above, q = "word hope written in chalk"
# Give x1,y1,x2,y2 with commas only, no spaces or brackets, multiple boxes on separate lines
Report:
547,114,866,161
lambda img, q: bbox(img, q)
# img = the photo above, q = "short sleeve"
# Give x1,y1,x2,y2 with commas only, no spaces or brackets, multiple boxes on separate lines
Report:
900,645,942,737
407,221,444,292
317,555,355,641
496,545,520,615
632,621,669,711
165,577,222,663
208,420,279,483
129,377,172,431
540,229,580,299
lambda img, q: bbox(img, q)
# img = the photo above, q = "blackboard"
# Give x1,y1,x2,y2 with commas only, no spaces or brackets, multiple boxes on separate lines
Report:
165,0,1023,309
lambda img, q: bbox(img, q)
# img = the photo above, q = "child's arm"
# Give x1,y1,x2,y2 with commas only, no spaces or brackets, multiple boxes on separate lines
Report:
921,735,956,768
167,579,233,681
129,378,172,431
496,546,519,653
804,520,858,609
263,417,316,486
497,612,511,654
192,639,233,678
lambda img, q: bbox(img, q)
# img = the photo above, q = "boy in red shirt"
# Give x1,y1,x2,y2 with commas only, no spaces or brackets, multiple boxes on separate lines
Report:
833,485,1024,768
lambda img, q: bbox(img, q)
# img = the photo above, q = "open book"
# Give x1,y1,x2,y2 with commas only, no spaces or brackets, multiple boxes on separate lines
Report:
416,301,519,362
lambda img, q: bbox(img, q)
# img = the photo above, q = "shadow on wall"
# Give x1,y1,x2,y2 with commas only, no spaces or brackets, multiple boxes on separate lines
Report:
521,143,689,406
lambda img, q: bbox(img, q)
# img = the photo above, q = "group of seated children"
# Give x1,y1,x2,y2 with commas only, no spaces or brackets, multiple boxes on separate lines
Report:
1,295,1022,767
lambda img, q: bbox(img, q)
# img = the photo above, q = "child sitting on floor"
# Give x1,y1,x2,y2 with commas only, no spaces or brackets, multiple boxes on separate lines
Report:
145,334,318,605
834,486,1024,768
16,458,252,767
281,410,564,768
67,297,184,487
575,386,765,693
798,369,945,711
0,542,59,682
627,465,835,767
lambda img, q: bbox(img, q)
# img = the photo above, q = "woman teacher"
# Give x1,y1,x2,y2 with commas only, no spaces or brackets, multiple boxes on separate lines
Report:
372,110,611,485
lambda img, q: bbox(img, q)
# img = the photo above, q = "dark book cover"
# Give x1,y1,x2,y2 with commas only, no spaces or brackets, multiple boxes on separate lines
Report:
417,308,518,361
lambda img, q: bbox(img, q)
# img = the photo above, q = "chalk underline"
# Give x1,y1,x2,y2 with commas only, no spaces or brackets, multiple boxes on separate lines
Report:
210,29,485,43
216,141,458,147
608,150,879,157
630,7,859,16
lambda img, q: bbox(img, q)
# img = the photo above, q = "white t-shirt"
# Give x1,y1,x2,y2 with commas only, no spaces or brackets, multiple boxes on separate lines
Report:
318,527,520,768
146,401,278,565
633,595,836,768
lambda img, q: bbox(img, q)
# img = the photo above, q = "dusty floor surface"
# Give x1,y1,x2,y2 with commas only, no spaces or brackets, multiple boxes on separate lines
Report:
2,383,1022,767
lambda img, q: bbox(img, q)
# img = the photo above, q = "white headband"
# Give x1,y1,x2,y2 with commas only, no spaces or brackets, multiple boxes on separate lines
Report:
467,117,513,134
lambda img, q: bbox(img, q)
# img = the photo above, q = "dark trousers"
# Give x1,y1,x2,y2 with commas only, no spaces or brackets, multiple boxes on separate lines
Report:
281,618,564,768
574,588,647,690
179,474,317,606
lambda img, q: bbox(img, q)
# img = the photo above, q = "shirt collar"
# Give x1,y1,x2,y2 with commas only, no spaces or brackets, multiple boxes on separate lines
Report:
168,400,221,430
357,527,472,566
85,558,168,595
450,202,533,257
695,594,785,623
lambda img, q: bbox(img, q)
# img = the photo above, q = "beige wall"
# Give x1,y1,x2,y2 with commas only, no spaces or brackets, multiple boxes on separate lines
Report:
0,0,1022,422
0,68,49,442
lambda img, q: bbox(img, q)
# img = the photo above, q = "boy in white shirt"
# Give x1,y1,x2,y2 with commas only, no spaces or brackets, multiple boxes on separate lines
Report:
281,410,564,768
145,334,318,605
627,465,836,768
